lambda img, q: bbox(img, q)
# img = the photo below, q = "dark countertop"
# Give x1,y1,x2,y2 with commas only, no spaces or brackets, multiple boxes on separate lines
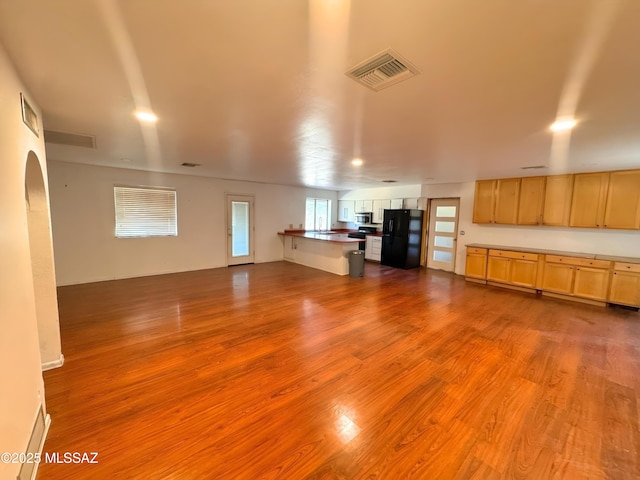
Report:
465,243,640,264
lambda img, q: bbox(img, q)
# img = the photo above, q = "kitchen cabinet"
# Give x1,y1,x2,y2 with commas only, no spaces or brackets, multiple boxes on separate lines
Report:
487,249,538,288
465,247,487,281
466,244,640,309
390,198,403,209
403,198,419,209
569,172,610,228
517,176,546,225
542,255,610,301
365,235,382,262
573,265,610,301
494,178,520,224
338,200,355,222
372,199,391,224
603,170,640,229
355,200,373,213
542,174,574,226
473,180,496,224
609,262,640,307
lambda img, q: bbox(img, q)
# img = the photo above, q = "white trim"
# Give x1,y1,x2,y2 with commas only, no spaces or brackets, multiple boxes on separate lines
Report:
29,414,51,480
42,353,64,371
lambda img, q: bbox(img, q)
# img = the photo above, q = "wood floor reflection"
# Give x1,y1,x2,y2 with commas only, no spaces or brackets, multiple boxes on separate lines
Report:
39,262,640,479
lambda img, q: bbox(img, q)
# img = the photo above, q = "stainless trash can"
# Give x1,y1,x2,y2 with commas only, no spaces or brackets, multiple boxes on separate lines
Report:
349,250,365,278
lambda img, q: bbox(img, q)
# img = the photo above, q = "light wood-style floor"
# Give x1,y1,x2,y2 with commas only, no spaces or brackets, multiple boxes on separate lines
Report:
39,261,640,479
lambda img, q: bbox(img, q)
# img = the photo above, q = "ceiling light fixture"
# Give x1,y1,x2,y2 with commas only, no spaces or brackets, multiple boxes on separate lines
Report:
351,158,364,166
134,110,158,123
550,118,576,132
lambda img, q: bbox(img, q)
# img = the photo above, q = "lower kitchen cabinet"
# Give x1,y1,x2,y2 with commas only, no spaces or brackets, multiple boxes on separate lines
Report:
542,255,610,301
540,262,574,295
365,235,382,262
487,249,538,288
466,244,640,310
609,263,640,307
465,247,487,281
573,266,610,301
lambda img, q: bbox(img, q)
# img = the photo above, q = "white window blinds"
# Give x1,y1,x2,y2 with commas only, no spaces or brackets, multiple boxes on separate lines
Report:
114,186,177,238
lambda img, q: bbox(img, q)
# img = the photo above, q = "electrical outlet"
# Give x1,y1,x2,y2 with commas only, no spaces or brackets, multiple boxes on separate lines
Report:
299,224,303,228
289,224,293,229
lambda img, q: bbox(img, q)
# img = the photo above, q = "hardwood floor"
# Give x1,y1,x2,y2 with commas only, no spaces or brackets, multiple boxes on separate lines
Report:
38,261,640,479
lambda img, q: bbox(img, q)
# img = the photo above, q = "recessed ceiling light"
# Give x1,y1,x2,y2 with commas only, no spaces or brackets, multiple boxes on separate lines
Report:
550,118,576,132
351,158,364,166
134,110,158,123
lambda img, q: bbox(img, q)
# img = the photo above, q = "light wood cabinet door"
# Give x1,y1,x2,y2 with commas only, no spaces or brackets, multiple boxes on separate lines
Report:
541,262,575,294
517,176,546,225
465,248,487,279
542,174,574,226
487,256,511,283
609,271,640,307
573,267,610,301
603,170,640,229
473,180,496,223
510,259,538,288
570,172,609,228
494,178,520,224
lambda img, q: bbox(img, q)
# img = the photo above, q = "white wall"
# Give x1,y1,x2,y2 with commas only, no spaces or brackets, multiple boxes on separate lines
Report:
48,161,338,286
421,181,640,275
0,44,54,479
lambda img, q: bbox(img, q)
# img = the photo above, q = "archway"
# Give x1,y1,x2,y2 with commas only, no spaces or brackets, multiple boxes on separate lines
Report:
25,152,63,369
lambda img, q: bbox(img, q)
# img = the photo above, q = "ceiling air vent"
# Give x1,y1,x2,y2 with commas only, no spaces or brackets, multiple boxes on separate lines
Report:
44,130,96,149
346,48,420,91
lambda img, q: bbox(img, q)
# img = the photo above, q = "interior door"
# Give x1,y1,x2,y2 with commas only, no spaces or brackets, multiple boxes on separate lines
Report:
226,194,255,266
426,198,460,272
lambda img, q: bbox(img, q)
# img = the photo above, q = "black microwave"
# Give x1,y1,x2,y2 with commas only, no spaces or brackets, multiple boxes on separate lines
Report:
354,212,373,224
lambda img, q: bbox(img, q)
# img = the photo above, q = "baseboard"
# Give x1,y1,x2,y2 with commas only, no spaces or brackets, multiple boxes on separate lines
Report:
17,407,51,480
487,281,537,295
42,353,64,371
542,291,607,307
465,277,487,284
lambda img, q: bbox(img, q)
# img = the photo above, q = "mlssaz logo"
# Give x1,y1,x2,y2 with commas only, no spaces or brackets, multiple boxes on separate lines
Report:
45,452,99,464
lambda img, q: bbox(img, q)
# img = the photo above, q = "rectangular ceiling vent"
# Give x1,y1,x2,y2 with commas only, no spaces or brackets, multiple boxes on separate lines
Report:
346,48,420,91
44,129,96,149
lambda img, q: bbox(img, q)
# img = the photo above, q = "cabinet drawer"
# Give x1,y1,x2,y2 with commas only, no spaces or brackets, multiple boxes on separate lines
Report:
467,247,487,255
544,255,609,269
489,249,538,261
613,262,640,273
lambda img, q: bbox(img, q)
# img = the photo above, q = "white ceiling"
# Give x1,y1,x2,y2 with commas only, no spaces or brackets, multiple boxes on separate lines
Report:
1,0,639,190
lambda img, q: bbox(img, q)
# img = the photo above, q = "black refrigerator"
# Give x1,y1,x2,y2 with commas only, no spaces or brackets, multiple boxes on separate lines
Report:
381,209,424,269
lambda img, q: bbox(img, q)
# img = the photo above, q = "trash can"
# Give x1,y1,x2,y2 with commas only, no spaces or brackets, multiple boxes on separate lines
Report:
349,250,365,278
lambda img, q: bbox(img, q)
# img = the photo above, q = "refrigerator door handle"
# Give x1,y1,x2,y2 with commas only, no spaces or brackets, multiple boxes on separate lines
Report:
389,218,394,235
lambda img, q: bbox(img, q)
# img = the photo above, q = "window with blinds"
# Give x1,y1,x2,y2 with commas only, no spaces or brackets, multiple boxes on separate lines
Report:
114,186,177,238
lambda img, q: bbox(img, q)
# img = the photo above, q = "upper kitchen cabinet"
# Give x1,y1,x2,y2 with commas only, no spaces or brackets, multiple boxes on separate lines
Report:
355,200,373,213
473,180,496,223
494,178,520,224
517,176,546,225
337,200,355,223
390,198,403,209
569,172,610,228
603,170,640,229
372,199,391,224
542,174,574,226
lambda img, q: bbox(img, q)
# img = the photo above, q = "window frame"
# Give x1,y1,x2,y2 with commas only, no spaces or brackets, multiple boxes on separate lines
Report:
305,198,331,231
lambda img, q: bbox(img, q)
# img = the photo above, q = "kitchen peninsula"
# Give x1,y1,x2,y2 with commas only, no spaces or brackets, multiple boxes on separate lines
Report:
278,230,362,275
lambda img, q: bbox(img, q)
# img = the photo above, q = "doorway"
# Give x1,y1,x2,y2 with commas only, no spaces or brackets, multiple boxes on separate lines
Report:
226,194,255,266
426,198,460,272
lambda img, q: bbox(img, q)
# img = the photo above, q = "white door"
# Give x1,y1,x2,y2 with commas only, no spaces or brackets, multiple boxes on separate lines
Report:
226,194,255,266
426,198,460,272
